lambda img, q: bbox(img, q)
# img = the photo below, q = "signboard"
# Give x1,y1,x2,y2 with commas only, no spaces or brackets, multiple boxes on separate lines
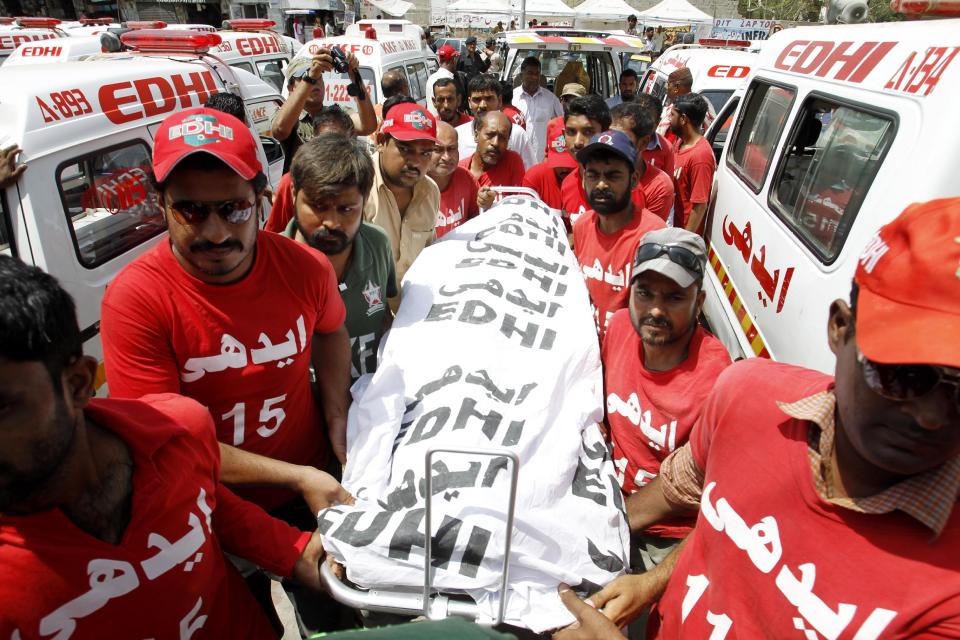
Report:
710,18,773,40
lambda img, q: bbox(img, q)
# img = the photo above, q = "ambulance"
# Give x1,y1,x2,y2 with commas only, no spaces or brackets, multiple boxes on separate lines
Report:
0,28,286,388
0,17,68,65
214,19,296,91
702,13,960,374
500,30,647,98
295,25,438,111
4,35,104,66
62,17,120,36
640,38,761,112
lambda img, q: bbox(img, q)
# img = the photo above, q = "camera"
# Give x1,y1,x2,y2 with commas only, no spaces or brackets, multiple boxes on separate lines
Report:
330,46,350,74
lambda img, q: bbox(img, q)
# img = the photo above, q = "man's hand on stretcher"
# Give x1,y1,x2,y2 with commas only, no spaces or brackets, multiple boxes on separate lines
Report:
293,475,355,592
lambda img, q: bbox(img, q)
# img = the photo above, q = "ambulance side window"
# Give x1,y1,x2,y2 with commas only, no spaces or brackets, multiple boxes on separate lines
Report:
256,58,288,92
770,98,894,263
57,142,165,269
231,61,255,75
406,63,425,100
728,81,795,192
0,191,14,257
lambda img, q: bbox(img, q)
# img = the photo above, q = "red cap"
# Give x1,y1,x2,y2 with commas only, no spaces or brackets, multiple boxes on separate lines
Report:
152,108,261,183
854,198,960,367
437,44,459,60
381,103,437,143
547,149,578,170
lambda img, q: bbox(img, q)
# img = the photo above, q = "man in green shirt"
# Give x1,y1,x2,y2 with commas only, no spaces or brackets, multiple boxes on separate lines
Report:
285,132,397,381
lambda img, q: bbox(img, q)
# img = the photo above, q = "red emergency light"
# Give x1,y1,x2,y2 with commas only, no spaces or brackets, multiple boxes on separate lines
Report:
223,18,275,31
0,17,17,24
364,27,377,40
79,17,113,25
889,0,960,13
697,38,752,48
120,29,222,53
125,20,168,30
16,17,62,28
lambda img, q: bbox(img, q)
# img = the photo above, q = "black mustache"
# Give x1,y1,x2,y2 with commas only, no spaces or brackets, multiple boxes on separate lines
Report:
191,239,242,253
590,189,615,200
641,315,672,329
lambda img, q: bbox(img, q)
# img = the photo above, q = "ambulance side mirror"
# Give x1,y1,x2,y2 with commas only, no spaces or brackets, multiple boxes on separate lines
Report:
260,135,284,166
100,31,123,53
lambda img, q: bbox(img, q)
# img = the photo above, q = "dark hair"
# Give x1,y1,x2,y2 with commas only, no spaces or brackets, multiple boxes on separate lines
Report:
499,80,514,105
291,132,374,202
152,154,268,195
204,92,246,123
673,93,709,128
382,95,417,119
520,56,540,72
381,69,409,99
634,92,663,121
433,77,459,95
467,73,501,98
628,14,637,20
619,68,638,82
566,94,611,131
313,104,355,136
0,256,81,387
611,102,655,139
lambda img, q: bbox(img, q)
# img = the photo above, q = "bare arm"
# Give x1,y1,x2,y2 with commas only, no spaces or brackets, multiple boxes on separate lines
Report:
343,52,377,136
685,202,708,235
311,324,352,465
218,443,351,515
271,52,333,142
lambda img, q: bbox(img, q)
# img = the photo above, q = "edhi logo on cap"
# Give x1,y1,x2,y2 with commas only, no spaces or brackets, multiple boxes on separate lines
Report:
169,114,235,148
597,133,614,145
404,109,431,130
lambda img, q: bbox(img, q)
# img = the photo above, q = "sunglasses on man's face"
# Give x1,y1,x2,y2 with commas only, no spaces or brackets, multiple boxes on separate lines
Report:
857,348,960,411
166,198,257,226
634,242,703,276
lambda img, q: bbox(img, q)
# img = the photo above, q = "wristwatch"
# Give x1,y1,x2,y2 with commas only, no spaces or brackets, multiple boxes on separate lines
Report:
348,70,366,100
301,75,318,85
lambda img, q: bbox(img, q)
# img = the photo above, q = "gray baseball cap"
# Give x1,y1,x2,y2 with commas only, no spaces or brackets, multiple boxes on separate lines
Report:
631,227,707,288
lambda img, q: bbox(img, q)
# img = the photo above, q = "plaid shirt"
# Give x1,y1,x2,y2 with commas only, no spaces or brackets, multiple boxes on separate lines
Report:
660,390,960,537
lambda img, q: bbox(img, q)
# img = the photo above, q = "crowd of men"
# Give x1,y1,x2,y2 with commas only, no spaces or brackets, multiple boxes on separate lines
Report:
0,33,957,640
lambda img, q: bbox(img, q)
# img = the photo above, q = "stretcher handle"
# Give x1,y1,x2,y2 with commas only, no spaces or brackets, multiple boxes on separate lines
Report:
488,186,542,200
424,447,520,626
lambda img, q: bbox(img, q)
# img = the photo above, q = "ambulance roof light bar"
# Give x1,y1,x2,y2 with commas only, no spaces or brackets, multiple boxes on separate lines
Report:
124,20,168,30
120,29,222,54
889,0,960,13
0,17,15,25
222,18,275,31
696,38,752,48
16,17,62,28
79,17,114,25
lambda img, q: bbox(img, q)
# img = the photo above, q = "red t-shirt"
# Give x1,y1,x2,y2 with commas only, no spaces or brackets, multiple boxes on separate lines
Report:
503,105,526,129
544,115,566,157
435,166,479,238
522,159,566,209
451,111,474,127
673,136,716,231
641,133,676,177
561,167,648,230
637,162,676,222
101,233,346,509
265,171,295,234
0,394,310,640
458,150,525,188
572,207,665,339
651,359,960,638
602,310,730,538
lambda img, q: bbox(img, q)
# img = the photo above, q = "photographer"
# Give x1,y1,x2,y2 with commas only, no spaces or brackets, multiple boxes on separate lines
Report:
272,49,377,172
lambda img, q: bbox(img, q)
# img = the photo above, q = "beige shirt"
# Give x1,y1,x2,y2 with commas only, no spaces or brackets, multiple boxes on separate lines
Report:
364,152,439,308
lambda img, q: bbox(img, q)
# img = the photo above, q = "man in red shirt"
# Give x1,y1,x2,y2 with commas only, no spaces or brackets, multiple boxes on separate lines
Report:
431,77,473,128
557,199,960,639
572,131,665,339
429,121,479,238
460,111,525,207
635,93,675,178
544,83,587,158
100,108,352,633
670,93,716,233
602,227,730,637
610,103,675,222
500,80,527,130
0,256,339,639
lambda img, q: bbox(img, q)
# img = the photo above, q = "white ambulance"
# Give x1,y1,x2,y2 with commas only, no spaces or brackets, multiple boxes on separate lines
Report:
0,17,68,65
62,17,120,36
294,27,438,111
214,19,296,92
4,35,104,66
702,14,960,374
0,29,286,388
641,38,761,112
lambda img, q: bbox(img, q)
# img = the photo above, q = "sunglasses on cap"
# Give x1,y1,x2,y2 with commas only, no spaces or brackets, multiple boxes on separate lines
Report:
634,242,703,276
167,198,257,226
857,348,960,411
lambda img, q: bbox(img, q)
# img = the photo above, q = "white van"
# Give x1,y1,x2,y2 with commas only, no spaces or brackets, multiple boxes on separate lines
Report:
0,31,286,389
702,17,960,374
62,18,120,37
0,17,67,65
294,30,438,110
4,35,104,66
215,19,296,92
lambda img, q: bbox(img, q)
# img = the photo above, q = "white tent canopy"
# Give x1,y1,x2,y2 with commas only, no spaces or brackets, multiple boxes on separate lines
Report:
572,0,636,19
446,0,574,27
636,0,713,23
366,0,413,17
